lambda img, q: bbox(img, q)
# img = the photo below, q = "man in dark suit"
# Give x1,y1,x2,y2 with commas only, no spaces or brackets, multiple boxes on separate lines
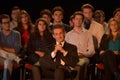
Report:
36,24,79,80
50,24,79,80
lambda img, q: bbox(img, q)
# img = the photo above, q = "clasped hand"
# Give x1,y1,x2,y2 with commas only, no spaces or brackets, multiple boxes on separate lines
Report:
35,51,44,57
54,44,66,55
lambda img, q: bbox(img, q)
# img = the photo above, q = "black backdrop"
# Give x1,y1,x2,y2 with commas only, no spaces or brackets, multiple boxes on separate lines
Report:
0,0,120,24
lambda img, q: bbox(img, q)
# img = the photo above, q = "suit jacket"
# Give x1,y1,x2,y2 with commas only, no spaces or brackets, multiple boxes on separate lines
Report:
48,41,79,68
99,34,109,51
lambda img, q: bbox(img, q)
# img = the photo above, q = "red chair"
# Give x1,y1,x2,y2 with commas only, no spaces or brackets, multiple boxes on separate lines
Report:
23,63,33,80
96,63,120,80
23,63,78,80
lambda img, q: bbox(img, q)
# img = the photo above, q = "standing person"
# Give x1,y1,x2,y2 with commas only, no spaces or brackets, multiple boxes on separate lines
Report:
99,18,120,80
65,11,95,80
27,18,55,80
10,6,20,29
0,14,21,80
50,6,71,32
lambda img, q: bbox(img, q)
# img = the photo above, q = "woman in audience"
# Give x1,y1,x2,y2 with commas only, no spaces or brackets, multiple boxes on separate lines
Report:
27,18,55,80
14,10,34,49
99,18,120,80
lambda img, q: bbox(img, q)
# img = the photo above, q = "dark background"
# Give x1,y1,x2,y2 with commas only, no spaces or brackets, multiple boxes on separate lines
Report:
0,0,120,24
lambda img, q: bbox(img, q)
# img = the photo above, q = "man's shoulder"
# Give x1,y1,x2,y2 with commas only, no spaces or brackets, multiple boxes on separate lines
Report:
92,20,103,27
65,42,77,48
12,30,20,33
11,30,21,36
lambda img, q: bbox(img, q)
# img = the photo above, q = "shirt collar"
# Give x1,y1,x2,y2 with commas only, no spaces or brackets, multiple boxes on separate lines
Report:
72,27,86,33
56,41,65,47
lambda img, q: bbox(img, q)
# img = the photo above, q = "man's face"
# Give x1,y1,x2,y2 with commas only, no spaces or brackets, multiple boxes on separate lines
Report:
1,18,10,30
114,11,120,22
73,15,83,27
11,9,20,21
42,14,51,24
53,28,65,42
83,8,93,20
52,11,63,23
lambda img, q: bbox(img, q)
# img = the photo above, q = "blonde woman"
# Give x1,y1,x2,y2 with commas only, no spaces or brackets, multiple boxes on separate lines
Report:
99,18,120,80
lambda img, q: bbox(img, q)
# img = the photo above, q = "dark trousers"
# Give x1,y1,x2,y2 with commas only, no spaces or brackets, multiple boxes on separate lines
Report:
100,50,120,80
39,56,71,80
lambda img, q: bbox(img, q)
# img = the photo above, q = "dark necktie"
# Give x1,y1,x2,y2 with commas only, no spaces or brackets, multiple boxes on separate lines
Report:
84,19,91,30
55,42,62,67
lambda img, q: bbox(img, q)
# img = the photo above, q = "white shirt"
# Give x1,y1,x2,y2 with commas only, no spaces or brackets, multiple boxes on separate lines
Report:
51,41,68,65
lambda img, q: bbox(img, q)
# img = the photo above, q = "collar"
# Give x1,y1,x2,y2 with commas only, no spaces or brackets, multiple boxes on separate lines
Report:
56,41,65,47
72,27,86,33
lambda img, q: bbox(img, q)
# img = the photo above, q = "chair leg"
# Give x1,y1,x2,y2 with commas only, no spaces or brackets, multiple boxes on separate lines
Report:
20,67,23,80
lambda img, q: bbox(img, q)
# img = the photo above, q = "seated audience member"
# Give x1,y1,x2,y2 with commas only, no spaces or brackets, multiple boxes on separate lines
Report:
0,14,21,80
14,10,34,57
99,18,120,80
31,24,78,80
93,10,108,34
113,8,120,23
40,9,52,31
81,3,104,50
69,14,74,30
50,6,71,32
81,4,104,79
65,11,95,80
10,6,21,29
27,18,55,80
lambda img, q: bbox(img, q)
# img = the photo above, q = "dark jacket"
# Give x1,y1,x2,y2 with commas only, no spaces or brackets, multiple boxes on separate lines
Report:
48,41,79,68
27,33,55,64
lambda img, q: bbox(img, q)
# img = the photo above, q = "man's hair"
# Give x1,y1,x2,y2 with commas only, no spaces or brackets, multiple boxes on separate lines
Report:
113,8,120,16
11,6,20,11
52,6,64,14
70,15,74,21
73,11,84,20
0,14,10,23
52,24,66,34
81,3,94,11
40,9,52,18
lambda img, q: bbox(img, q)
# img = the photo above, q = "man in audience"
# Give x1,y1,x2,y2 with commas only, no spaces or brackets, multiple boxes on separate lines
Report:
35,24,79,80
40,9,53,32
0,14,21,80
113,8,120,23
65,11,95,80
10,6,20,29
50,6,71,32
81,3,104,80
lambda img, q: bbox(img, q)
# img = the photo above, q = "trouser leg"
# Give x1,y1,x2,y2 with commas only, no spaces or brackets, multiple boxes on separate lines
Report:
54,68,64,80
32,65,41,80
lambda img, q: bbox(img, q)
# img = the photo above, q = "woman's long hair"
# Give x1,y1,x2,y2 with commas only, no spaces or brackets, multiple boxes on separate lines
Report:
17,10,34,34
106,18,120,40
34,18,55,43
